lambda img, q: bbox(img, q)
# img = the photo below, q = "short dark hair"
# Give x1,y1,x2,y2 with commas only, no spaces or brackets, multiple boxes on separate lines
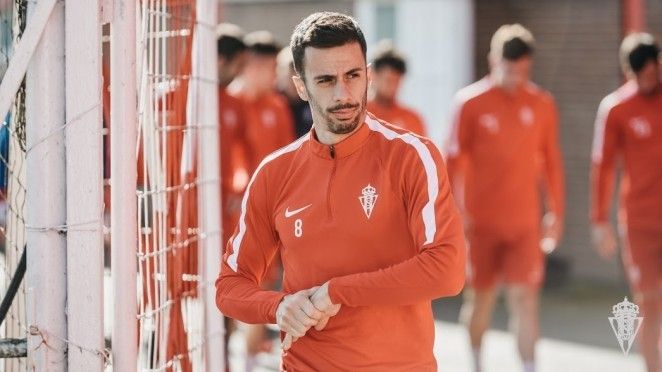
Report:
290,12,367,79
371,40,407,74
490,24,535,61
216,23,246,60
244,31,281,56
620,32,660,74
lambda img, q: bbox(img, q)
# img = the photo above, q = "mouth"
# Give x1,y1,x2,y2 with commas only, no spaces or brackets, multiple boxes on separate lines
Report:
329,106,358,120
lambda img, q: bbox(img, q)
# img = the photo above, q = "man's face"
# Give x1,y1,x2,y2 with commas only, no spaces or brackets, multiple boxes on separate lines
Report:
218,52,246,87
243,53,278,93
491,55,532,91
293,42,369,135
634,59,661,95
371,66,403,102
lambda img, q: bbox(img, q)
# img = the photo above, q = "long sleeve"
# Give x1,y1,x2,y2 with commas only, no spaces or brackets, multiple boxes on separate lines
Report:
328,139,466,306
590,97,621,223
540,96,565,221
215,165,285,324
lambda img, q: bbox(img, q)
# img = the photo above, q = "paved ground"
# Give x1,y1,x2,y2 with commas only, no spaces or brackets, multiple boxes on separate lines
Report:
228,281,647,372
97,265,648,371
228,319,644,372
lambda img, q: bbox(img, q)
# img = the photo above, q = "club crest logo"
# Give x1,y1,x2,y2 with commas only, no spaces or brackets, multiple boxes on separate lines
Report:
359,184,378,219
628,117,651,138
223,109,237,128
479,114,499,134
608,297,643,355
520,106,534,126
262,110,276,128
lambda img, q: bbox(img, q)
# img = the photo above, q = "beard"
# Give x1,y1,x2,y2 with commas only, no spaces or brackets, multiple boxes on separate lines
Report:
307,85,368,135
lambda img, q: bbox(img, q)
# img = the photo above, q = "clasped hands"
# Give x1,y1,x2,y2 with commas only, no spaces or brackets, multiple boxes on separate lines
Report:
275,281,340,350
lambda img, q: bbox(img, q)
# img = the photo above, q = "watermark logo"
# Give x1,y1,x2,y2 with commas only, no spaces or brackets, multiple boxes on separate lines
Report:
608,297,643,355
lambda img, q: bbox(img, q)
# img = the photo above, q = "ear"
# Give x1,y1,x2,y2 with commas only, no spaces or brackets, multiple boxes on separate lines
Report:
292,75,309,101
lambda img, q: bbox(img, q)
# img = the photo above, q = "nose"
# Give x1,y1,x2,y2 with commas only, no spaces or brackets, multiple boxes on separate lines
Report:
333,79,351,102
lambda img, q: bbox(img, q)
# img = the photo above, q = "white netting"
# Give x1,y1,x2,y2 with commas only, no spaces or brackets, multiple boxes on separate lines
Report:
0,0,28,370
133,1,216,370
0,0,221,369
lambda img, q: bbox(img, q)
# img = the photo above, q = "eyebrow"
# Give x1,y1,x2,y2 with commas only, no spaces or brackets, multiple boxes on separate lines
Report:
312,67,364,81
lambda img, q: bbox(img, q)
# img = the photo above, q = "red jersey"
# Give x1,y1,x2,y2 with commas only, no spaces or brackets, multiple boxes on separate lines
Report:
216,114,465,371
367,100,427,136
591,81,662,231
219,88,250,244
233,91,295,171
446,78,565,231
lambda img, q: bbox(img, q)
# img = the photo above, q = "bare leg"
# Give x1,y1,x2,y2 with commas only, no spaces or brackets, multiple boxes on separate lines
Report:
634,290,661,372
245,324,272,372
460,287,498,372
505,285,540,372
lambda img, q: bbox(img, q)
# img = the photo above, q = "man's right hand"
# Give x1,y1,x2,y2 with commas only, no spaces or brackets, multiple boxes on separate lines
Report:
276,287,323,350
591,222,617,259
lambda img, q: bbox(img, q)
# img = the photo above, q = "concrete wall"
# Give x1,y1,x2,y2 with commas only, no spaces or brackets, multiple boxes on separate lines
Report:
474,0,662,284
221,0,354,47
356,0,474,145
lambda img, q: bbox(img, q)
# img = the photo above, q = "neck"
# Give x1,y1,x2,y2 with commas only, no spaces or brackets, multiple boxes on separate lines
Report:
374,95,396,106
638,82,661,96
315,113,366,145
490,73,519,94
243,86,267,100
234,78,268,100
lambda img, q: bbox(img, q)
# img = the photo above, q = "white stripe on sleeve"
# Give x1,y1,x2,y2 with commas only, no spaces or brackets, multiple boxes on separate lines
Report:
366,117,438,245
226,135,309,272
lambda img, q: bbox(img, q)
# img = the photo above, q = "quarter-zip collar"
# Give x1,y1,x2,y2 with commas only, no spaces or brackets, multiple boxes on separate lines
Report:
308,120,372,160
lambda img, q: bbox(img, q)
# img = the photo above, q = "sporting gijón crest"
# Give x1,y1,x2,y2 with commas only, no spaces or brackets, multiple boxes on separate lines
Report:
359,184,378,219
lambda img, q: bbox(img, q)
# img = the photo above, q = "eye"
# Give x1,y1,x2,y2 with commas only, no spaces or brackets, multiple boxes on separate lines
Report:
348,72,360,79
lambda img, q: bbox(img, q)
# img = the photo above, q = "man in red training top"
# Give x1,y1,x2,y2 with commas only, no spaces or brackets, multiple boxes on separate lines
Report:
591,32,662,372
446,24,564,372
217,23,250,247
216,11,465,371
229,30,295,171
367,39,427,136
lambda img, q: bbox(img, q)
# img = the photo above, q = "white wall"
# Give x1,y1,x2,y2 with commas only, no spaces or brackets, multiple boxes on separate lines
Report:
355,0,474,147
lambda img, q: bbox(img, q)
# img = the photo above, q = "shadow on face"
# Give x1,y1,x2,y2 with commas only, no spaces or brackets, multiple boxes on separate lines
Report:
635,60,661,95
490,55,532,91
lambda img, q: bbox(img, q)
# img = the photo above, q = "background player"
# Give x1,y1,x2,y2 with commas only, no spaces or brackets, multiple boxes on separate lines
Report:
446,24,564,372
591,32,662,372
277,46,313,138
229,30,295,171
367,39,427,136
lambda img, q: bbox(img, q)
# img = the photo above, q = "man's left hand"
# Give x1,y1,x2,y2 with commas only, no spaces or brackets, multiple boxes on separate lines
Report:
541,212,561,254
282,282,341,349
310,282,341,331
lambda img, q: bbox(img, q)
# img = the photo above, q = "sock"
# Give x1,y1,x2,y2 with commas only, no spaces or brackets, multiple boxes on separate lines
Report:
523,360,535,372
472,347,481,372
